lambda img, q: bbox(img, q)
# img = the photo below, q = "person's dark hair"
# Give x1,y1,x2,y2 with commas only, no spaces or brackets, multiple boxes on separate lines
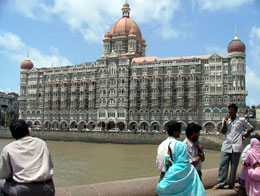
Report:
185,122,202,138
166,121,181,136
9,120,29,139
228,103,238,112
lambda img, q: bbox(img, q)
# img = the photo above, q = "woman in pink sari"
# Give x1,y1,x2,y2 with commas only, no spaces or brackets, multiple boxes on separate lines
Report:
244,138,260,196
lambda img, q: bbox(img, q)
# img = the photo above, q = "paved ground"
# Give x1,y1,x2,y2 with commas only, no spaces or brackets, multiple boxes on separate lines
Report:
206,184,246,196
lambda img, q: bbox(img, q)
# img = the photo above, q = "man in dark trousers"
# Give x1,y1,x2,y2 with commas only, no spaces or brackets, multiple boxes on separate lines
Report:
213,104,254,190
0,120,55,196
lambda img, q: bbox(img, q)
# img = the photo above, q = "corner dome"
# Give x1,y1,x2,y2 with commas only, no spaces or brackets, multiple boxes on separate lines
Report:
104,31,111,38
21,59,34,70
227,27,246,53
227,39,245,53
141,36,146,43
129,27,137,35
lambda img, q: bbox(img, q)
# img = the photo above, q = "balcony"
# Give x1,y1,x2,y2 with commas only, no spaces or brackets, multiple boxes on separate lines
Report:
60,102,67,108
227,90,248,96
130,84,137,89
176,92,184,97
52,96,59,101
61,87,67,92
45,87,51,93
151,83,159,88
164,93,172,99
188,81,196,86
89,86,95,91
188,92,196,98
80,86,87,91
188,102,196,107
70,95,77,101
79,95,86,101
151,93,159,99
164,82,172,88
176,81,184,87
140,84,148,89
71,87,77,92
61,96,67,101
53,87,59,93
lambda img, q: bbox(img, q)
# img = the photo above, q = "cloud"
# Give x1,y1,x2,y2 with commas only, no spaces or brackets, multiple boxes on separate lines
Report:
0,31,72,68
249,26,260,70
0,32,25,50
193,0,254,11
246,67,260,106
7,0,50,20
246,26,260,106
0,88,20,94
205,46,227,55
8,0,181,42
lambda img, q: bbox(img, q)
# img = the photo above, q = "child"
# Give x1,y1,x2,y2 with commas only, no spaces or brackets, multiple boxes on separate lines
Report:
183,122,205,179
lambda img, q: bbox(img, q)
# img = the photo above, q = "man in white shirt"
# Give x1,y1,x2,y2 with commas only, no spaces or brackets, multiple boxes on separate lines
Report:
213,104,254,190
0,120,55,196
183,123,205,179
156,121,181,181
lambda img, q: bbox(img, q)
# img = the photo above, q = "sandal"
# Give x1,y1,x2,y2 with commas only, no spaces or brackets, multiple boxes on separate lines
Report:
212,185,224,190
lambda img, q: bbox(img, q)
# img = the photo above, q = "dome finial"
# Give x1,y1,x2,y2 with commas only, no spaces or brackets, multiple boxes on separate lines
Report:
234,25,238,40
122,1,130,17
26,50,29,60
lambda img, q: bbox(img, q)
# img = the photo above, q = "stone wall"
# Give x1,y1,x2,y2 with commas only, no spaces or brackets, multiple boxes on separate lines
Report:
0,128,226,150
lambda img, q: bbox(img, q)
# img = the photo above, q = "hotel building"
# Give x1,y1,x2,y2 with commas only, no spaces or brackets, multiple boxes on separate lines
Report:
19,2,248,132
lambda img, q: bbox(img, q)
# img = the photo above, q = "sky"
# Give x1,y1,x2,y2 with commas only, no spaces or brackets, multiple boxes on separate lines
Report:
0,0,259,106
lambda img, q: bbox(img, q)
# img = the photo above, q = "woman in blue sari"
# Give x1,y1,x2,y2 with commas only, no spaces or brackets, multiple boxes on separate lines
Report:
157,141,206,196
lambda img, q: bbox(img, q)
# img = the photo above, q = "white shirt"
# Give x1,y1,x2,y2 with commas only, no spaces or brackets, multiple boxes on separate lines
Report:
240,144,251,164
221,116,253,153
183,138,202,171
156,136,177,172
0,136,54,183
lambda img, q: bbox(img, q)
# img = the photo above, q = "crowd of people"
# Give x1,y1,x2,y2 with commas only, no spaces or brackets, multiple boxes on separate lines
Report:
156,103,258,196
0,103,259,196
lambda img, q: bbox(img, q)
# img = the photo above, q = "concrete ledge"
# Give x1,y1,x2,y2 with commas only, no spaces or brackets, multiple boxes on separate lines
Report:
56,167,243,196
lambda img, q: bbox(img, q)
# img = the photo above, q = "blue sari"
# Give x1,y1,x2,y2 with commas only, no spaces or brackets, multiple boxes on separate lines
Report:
157,141,206,196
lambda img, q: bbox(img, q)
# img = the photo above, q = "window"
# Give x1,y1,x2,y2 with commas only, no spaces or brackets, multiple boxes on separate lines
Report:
108,112,115,118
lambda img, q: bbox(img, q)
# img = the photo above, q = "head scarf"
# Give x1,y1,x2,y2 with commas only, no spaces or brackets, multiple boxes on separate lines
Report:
157,141,205,196
249,138,260,164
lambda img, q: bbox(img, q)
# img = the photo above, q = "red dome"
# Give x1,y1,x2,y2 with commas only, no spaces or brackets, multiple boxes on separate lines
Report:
227,39,245,53
110,17,142,38
21,59,34,70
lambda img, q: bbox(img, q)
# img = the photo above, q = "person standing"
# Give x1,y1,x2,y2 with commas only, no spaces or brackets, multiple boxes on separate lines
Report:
183,122,205,179
243,137,260,196
156,120,181,181
213,103,254,190
0,120,55,196
157,141,206,196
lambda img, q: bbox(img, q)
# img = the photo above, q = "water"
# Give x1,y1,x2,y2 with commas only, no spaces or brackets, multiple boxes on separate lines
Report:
0,138,221,187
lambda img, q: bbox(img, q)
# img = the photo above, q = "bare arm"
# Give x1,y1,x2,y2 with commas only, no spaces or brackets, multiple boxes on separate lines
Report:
221,114,230,134
242,128,254,140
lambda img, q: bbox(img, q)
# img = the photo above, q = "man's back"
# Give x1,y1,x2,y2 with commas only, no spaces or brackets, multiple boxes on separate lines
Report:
1,136,53,183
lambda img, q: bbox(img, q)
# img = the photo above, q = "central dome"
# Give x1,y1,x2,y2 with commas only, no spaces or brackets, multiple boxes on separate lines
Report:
110,17,142,38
